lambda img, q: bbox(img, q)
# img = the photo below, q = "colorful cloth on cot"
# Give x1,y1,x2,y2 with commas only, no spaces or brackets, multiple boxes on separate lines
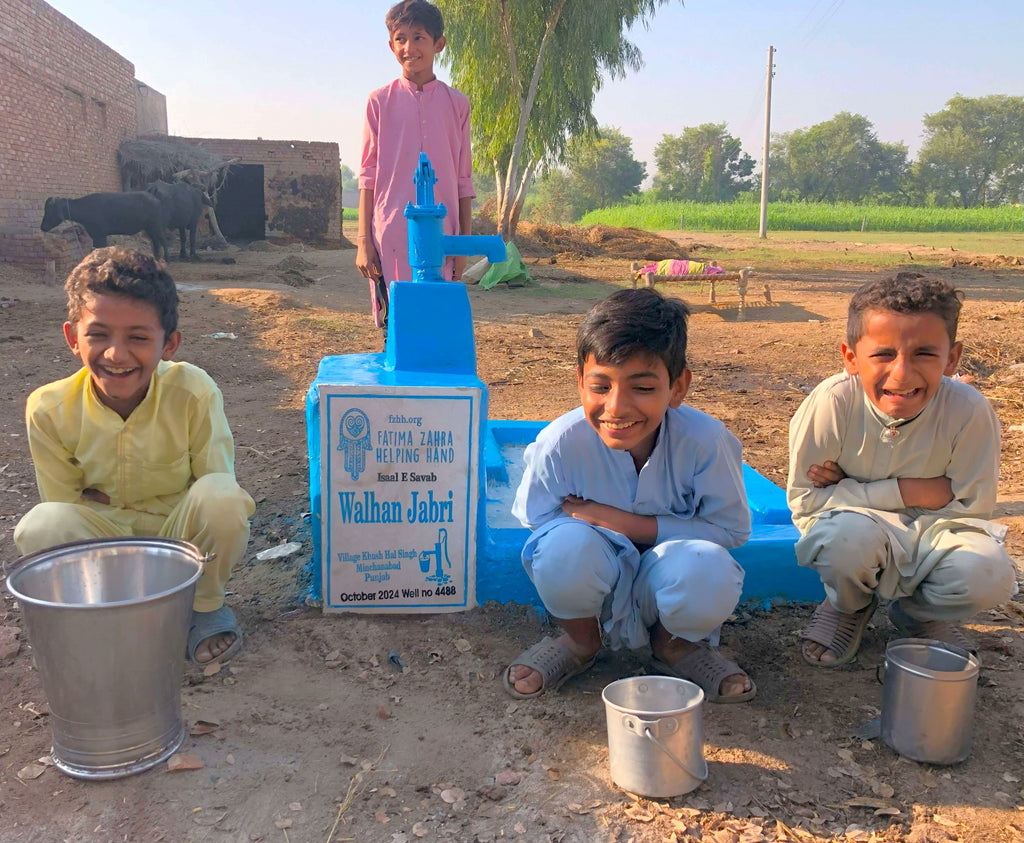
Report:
639,259,725,276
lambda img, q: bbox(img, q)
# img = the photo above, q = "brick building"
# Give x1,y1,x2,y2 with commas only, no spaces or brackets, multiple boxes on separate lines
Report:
0,0,141,269
0,0,341,270
170,136,342,244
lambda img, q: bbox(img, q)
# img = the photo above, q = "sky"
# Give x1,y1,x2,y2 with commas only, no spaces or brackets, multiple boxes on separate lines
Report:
47,0,1024,185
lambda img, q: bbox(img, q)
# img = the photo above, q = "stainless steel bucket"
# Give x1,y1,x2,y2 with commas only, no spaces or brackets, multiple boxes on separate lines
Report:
880,637,979,765
5,537,203,780
602,676,708,797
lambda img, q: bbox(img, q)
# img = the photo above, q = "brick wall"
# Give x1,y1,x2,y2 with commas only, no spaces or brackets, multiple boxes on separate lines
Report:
0,0,137,267
173,136,342,241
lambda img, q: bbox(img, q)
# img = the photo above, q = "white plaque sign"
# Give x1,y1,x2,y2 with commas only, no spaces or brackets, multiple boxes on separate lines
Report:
319,385,480,613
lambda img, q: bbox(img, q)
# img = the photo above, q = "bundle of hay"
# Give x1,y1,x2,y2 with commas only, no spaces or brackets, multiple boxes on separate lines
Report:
117,137,235,199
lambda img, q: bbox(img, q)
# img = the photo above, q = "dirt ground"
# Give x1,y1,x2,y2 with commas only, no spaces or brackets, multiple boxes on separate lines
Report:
1,227,1023,843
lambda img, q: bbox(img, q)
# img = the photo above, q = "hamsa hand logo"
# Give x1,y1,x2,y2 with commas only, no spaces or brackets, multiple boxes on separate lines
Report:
338,408,371,480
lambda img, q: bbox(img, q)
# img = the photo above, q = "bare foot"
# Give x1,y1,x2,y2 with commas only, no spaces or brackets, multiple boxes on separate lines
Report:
651,624,752,699
193,631,237,665
507,617,602,697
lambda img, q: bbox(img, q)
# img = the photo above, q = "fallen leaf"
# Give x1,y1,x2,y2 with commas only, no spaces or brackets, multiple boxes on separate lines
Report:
870,780,895,799
837,748,856,763
874,807,903,817
167,753,204,771
274,818,292,829
375,809,390,823
289,802,302,811
453,638,471,652
920,770,939,788
189,720,220,736
1004,772,1021,783
441,787,466,804
377,704,391,720
624,806,655,822
495,770,522,786
202,661,222,677
339,753,358,766
17,763,46,780
411,821,429,837
225,754,235,765
381,786,397,797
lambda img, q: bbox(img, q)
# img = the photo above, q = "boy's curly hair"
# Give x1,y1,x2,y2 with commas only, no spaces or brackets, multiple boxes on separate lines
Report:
65,247,179,335
386,0,444,39
847,271,963,347
577,288,690,381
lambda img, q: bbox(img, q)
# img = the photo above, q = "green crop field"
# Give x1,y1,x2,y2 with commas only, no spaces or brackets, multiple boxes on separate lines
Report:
580,200,1024,233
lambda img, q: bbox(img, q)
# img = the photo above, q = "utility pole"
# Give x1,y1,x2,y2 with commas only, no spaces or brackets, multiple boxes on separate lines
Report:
758,45,775,239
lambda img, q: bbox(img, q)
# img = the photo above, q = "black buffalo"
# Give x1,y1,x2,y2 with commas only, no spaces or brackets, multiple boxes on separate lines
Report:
146,180,208,261
41,192,166,258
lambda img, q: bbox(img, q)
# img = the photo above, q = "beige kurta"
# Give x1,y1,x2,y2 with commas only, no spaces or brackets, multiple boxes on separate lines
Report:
787,372,1006,579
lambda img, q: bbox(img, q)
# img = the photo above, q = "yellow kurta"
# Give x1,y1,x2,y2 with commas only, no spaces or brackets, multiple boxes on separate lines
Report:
16,361,254,611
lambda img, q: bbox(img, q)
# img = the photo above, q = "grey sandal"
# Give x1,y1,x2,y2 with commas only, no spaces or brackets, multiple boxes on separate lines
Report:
187,605,243,666
502,636,596,700
800,595,878,667
652,644,756,704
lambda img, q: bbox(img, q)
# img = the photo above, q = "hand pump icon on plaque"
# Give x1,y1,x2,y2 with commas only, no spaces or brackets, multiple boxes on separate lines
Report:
419,528,452,585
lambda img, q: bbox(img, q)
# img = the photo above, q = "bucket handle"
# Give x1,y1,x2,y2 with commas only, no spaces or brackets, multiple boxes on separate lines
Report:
624,716,709,783
2,554,29,578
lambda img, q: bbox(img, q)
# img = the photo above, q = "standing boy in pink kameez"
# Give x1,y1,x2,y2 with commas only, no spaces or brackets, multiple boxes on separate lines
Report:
356,0,475,341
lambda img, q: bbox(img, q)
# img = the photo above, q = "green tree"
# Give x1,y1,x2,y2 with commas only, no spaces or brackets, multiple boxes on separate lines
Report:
651,123,754,201
529,168,580,223
437,0,678,239
917,94,1024,207
339,164,358,193
770,112,908,203
566,127,646,211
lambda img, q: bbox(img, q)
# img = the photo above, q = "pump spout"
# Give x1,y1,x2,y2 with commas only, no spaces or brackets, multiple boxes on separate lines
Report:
441,234,506,265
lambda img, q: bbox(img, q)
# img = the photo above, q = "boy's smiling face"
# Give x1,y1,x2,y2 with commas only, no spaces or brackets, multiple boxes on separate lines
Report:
389,23,445,86
842,308,962,420
578,352,691,467
64,292,180,419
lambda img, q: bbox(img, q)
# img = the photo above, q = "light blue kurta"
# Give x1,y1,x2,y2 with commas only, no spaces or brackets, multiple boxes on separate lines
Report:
513,405,751,648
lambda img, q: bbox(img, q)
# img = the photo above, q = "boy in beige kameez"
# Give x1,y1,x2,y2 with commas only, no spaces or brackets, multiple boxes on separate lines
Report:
788,272,1017,666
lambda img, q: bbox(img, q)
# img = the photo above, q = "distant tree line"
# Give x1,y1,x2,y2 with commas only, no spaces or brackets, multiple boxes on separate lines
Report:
524,94,1024,223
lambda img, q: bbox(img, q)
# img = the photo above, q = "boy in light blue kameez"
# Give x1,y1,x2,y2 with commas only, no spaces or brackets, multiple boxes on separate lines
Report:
505,288,755,703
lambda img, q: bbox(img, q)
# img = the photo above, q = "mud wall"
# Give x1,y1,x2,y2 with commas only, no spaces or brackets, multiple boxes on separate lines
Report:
0,0,139,268
174,136,342,242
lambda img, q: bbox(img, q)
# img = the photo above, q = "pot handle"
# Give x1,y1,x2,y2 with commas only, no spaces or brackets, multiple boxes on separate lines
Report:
625,716,708,782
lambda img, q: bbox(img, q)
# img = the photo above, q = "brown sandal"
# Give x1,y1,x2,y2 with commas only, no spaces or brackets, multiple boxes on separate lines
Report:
502,636,596,700
652,644,756,704
888,601,977,659
800,595,878,667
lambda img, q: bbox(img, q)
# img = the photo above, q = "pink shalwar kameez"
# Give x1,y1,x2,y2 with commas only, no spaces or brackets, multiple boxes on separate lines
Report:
358,76,475,326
